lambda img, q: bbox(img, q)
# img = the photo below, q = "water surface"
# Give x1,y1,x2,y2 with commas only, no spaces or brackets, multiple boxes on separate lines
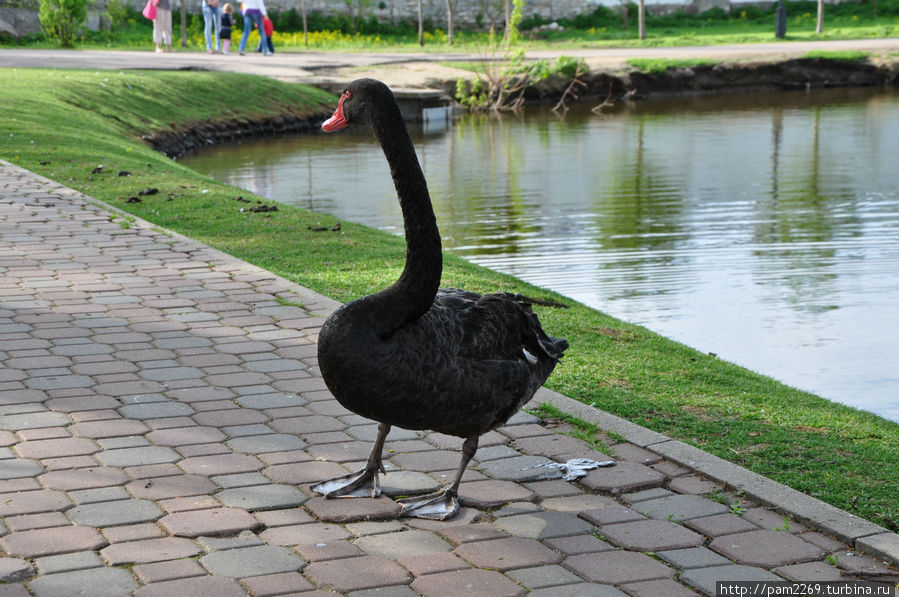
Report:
182,87,899,422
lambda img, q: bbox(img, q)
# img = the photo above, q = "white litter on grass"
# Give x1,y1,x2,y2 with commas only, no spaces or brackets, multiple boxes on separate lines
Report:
530,458,617,481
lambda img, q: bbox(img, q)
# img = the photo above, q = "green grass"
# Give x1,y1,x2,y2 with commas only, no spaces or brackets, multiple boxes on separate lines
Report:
1,68,897,533
801,50,872,60
627,57,720,73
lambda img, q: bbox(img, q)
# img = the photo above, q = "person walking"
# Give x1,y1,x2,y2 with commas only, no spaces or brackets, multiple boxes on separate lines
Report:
202,0,222,54
153,0,172,53
238,0,270,56
256,14,274,54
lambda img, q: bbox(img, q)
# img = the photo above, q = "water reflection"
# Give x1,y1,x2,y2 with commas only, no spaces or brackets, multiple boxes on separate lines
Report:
181,88,899,422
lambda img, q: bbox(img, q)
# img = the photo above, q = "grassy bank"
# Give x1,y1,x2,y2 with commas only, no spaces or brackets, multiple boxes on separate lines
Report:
1,68,897,533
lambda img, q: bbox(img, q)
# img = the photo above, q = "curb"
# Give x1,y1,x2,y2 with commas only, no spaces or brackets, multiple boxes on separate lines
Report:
529,387,899,565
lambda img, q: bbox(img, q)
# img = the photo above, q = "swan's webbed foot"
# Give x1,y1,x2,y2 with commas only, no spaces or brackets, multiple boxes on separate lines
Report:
311,465,383,499
311,422,391,499
397,487,459,520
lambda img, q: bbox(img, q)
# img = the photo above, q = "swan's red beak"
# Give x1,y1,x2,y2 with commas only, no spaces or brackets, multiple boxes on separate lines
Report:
322,91,350,132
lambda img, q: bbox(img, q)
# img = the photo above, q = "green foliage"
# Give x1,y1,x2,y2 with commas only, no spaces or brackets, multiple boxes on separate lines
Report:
551,54,588,78
506,0,524,45
38,0,90,47
571,5,621,29
454,52,588,111
104,0,132,30
698,6,729,21
276,7,304,32
454,76,489,110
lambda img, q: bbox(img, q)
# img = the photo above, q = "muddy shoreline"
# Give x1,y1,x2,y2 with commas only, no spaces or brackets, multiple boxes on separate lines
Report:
146,56,899,158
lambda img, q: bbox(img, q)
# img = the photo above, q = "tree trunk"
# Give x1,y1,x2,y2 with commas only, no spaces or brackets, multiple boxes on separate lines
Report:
418,0,424,46
180,0,187,46
503,0,511,43
302,0,308,48
638,0,645,40
816,0,824,33
445,0,454,45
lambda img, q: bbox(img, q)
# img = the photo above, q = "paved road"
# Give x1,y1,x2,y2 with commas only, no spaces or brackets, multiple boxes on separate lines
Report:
2,37,899,85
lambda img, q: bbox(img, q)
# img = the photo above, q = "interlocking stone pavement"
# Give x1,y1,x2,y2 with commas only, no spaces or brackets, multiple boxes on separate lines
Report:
0,158,897,596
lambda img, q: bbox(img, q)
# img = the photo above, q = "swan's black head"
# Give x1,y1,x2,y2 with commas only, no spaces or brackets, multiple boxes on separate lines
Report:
322,78,398,133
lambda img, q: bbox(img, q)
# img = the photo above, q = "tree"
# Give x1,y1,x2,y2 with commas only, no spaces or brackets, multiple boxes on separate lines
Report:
445,0,457,45
619,0,630,31
345,0,374,34
104,0,130,30
816,0,824,33
418,0,424,46
180,0,187,47
301,0,308,48
504,0,522,46
638,0,645,39
502,0,510,42
39,0,88,47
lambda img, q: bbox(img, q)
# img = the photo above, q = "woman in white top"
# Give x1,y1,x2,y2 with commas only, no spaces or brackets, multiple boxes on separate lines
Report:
238,0,270,56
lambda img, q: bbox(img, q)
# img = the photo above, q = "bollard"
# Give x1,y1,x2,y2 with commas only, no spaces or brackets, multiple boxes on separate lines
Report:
775,0,787,38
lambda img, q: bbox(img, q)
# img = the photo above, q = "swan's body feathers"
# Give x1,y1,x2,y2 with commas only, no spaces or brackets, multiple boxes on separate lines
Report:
319,288,567,439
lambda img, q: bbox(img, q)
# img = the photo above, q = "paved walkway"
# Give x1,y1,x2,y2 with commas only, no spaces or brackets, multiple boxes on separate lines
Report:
3,37,899,87
0,158,897,597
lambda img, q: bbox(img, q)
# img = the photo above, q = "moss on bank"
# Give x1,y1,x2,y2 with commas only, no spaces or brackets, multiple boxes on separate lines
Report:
1,67,897,532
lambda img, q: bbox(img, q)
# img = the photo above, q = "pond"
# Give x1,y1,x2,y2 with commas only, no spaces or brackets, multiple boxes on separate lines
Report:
181,87,899,423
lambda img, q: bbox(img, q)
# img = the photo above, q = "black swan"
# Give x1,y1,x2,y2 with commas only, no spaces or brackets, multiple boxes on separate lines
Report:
311,79,568,520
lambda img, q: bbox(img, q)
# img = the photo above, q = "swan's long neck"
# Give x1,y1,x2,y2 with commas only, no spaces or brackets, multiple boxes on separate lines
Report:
365,99,443,336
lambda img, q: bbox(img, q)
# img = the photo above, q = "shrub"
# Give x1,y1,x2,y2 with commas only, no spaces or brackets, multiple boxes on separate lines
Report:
277,8,304,32
39,0,90,47
518,13,548,30
698,6,728,20
105,0,131,30
569,5,618,29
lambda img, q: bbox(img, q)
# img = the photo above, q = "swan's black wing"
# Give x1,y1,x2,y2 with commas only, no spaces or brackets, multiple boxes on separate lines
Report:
361,288,567,437
431,289,567,363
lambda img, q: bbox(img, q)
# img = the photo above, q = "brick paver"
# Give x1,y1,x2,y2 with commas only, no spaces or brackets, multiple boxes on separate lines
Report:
0,159,896,596
305,555,411,592
454,536,562,571
710,529,825,567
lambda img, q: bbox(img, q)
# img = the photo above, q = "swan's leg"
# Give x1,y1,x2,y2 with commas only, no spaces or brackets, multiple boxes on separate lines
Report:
311,422,390,499
398,435,479,520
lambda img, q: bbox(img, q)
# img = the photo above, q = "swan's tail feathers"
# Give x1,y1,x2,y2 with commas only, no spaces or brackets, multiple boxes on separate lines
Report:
541,335,569,361
500,293,569,310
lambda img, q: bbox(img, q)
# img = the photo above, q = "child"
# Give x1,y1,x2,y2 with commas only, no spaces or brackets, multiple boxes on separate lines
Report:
220,3,233,55
257,14,274,54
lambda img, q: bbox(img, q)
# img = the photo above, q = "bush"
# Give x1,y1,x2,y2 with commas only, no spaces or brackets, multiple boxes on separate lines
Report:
39,0,90,47
518,13,549,30
698,6,728,20
104,0,129,29
276,8,304,32
568,5,618,29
